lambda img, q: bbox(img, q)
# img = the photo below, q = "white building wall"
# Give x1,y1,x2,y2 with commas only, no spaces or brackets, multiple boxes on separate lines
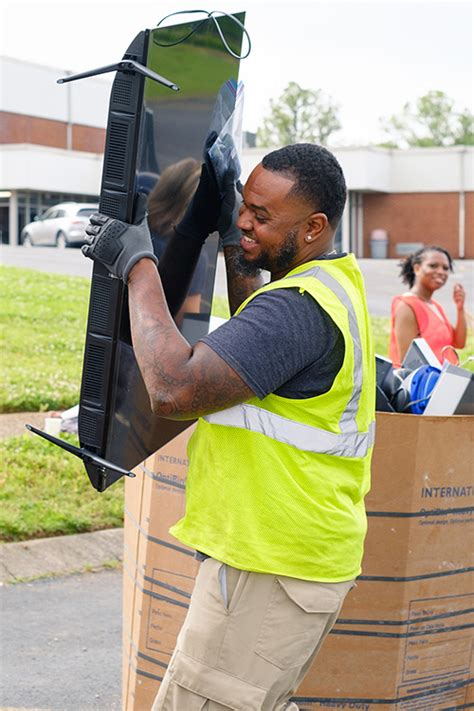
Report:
0,144,102,194
70,74,110,128
239,146,473,194
334,148,391,193
390,146,474,193
240,149,266,180
241,147,392,192
1,142,472,200
462,147,474,187
0,56,110,128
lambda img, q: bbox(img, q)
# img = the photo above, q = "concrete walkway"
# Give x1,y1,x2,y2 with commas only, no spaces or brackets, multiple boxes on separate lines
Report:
0,528,123,584
0,411,50,440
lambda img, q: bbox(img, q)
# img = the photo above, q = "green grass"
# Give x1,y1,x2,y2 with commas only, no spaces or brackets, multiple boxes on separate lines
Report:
371,316,391,356
0,268,472,541
0,266,89,413
0,433,124,542
1,267,472,414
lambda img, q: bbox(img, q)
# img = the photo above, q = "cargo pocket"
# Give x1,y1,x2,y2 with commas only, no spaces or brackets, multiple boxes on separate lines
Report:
163,650,267,711
255,577,341,670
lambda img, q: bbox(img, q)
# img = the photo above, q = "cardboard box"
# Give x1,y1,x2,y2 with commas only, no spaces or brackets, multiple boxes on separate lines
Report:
122,425,198,711
123,413,474,710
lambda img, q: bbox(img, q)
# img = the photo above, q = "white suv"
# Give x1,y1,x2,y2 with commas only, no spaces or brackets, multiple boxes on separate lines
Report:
21,202,98,248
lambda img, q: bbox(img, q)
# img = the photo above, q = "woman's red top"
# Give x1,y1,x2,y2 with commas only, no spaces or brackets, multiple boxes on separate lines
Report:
389,293,456,367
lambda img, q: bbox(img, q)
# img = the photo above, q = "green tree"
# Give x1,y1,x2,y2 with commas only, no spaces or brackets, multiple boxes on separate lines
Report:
257,81,341,147
380,90,474,148
455,110,474,145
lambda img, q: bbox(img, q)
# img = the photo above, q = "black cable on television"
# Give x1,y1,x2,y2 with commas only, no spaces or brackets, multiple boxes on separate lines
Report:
154,9,251,59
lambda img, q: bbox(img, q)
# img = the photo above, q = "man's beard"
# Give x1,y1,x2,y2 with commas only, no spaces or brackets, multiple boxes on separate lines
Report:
229,228,299,277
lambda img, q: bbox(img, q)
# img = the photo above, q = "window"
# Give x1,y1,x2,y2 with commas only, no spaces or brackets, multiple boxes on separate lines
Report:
77,208,97,217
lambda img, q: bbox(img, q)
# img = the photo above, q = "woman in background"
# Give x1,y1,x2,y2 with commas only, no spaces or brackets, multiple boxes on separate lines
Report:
147,158,208,318
389,245,466,367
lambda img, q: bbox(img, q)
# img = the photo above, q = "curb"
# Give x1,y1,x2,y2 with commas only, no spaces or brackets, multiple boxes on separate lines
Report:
0,528,123,584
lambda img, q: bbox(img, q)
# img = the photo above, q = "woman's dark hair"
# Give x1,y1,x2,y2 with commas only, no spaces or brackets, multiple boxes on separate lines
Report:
147,158,201,236
399,245,453,288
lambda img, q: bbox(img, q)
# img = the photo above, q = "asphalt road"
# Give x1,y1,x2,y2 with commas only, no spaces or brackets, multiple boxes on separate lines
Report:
1,569,122,710
1,244,94,279
1,244,472,318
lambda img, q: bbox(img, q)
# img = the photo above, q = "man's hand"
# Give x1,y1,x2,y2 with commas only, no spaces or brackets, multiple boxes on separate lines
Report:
219,173,242,248
82,198,157,283
174,157,242,246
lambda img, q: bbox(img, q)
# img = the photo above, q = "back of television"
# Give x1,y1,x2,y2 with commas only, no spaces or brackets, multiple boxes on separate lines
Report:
27,12,248,490
77,13,247,490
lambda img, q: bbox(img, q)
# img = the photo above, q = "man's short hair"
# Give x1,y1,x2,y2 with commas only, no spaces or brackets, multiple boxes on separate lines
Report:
261,143,347,228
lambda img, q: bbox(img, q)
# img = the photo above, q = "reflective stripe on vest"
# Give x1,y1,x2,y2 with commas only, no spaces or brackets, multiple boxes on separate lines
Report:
203,263,374,459
204,404,376,458
289,264,362,433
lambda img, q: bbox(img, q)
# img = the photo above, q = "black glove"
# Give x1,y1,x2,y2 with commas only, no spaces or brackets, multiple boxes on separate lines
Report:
82,193,157,283
174,162,222,243
218,172,242,248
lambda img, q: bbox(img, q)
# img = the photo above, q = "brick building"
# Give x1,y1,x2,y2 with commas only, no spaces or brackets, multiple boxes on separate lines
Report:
0,56,108,244
1,56,473,257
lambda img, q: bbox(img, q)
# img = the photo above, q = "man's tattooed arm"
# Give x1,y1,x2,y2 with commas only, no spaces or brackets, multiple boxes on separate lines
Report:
127,259,254,421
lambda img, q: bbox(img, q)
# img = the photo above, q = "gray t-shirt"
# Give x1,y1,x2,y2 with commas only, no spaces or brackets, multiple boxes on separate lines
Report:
201,267,345,400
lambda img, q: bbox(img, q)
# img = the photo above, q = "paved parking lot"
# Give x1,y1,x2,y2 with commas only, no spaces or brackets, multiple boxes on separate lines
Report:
1,569,121,710
2,244,472,318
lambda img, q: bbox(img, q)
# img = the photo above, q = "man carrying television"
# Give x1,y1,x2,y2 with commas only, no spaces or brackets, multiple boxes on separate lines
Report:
83,143,375,710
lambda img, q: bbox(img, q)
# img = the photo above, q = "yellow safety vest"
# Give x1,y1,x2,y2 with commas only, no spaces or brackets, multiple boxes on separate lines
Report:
171,255,376,582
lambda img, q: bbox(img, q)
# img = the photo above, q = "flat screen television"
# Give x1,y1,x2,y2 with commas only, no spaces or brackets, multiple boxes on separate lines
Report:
74,13,246,490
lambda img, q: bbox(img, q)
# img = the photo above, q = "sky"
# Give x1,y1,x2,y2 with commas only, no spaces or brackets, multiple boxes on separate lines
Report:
0,0,472,145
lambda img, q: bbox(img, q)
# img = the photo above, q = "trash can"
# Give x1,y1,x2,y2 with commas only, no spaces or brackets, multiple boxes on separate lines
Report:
370,228,389,258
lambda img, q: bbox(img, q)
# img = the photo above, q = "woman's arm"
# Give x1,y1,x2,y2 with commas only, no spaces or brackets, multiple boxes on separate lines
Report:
452,283,467,348
393,301,419,364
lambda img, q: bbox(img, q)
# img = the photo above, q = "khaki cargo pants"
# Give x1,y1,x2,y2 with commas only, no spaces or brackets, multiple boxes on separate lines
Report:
151,557,353,711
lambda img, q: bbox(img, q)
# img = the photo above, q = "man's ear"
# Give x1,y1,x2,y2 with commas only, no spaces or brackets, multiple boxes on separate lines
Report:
307,212,329,239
